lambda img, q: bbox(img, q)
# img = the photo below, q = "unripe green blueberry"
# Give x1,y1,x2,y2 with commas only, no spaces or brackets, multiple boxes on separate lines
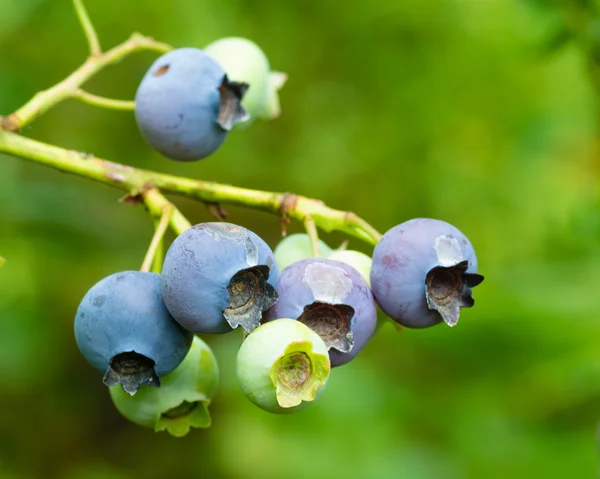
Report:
109,336,218,437
273,233,333,271
237,318,330,414
327,249,372,286
204,37,286,121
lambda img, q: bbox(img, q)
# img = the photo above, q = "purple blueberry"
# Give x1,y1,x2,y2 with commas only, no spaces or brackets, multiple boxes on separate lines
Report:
264,258,377,367
134,48,249,161
74,271,193,395
370,218,484,328
161,222,279,334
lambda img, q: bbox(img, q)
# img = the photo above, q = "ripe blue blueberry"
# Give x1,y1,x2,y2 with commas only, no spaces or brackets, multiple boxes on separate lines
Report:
264,258,377,367
370,218,484,328
74,271,193,395
161,222,279,334
135,48,249,161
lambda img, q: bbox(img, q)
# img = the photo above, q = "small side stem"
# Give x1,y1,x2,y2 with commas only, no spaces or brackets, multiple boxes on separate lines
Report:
72,90,135,111
142,188,192,236
304,216,320,256
2,33,171,131
0,257,5,268
73,0,101,56
347,213,382,244
141,203,173,272
151,218,164,274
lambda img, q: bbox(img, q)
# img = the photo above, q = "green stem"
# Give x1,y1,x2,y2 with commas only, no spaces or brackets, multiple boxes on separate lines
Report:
304,216,320,256
142,188,191,236
72,89,135,111
0,257,5,268
73,0,101,56
0,130,381,245
151,218,165,274
140,201,173,273
0,33,171,131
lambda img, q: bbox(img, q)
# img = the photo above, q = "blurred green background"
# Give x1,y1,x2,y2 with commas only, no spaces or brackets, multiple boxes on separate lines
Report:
1,0,599,477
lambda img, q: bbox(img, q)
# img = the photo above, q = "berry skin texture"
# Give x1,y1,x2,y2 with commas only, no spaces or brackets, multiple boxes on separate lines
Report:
370,218,484,329
110,336,219,437
74,271,193,395
161,222,279,334
264,258,377,368
273,233,333,271
134,48,248,162
204,37,286,121
327,249,372,287
237,318,330,414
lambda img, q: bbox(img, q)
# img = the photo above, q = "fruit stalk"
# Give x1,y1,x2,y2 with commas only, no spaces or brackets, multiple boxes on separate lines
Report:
0,130,381,245
140,202,173,272
303,216,320,256
71,90,136,111
73,0,102,56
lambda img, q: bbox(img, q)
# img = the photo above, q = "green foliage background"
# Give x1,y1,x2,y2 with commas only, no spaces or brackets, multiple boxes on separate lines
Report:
1,0,599,477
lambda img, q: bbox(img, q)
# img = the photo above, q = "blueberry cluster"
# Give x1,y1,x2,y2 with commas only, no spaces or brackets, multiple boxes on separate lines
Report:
72,34,484,434
74,218,484,433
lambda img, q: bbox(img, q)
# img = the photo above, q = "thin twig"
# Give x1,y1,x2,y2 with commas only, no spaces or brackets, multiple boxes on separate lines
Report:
142,188,191,235
72,90,135,111
304,216,320,256
140,203,174,272
73,0,101,56
2,33,171,131
347,212,383,244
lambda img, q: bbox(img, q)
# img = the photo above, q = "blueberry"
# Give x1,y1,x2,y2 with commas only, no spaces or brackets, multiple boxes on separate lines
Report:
110,336,219,437
370,218,484,328
237,318,330,414
204,37,287,121
161,222,279,334
264,258,377,367
134,48,249,161
273,233,333,271
74,271,193,395
327,249,372,286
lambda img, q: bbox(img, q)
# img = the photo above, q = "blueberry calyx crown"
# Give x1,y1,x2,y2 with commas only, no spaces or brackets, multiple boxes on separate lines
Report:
298,301,355,353
269,341,330,409
425,260,485,327
223,265,278,333
161,400,199,419
103,351,161,396
157,400,212,436
217,75,250,131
